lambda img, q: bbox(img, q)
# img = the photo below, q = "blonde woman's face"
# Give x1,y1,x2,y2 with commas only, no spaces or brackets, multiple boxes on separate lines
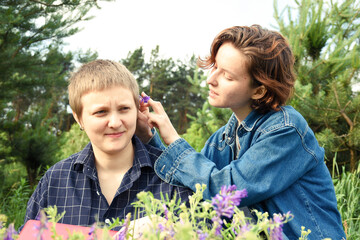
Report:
75,86,137,157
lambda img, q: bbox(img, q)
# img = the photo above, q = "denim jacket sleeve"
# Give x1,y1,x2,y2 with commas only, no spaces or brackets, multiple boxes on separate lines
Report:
154,124,321,203
147,128,166,150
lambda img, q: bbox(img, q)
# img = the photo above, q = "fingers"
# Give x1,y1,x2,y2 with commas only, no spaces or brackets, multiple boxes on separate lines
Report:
148,99,166,115
139,92,180,145
140,92,167,117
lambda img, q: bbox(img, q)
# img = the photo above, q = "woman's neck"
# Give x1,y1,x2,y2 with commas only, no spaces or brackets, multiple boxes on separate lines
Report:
93,142,135,205
93,141,134,174
232,108,252,123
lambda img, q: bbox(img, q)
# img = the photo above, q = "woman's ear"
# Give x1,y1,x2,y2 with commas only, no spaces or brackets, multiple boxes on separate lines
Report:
72,111,83,130
251,85,267,100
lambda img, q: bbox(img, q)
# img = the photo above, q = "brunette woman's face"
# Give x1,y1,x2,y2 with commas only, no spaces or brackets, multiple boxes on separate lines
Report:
206,42,260,121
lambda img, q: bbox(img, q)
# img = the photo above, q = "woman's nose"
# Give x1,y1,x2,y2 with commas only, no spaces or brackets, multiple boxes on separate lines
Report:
108,113,122,128
206,70,218,85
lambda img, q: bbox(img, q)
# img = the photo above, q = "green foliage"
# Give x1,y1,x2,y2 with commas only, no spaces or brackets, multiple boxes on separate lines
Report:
56,123,89,162
274,0,360,172
0,178,31,230
0,0,100,115
130,184,295,239
182,102,232,152
5,107,59,187
333,164,360,239
0,161,27,195
0,0,104,189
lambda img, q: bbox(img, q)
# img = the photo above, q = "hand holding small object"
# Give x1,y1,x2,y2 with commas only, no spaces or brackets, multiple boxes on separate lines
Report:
142,94,181,145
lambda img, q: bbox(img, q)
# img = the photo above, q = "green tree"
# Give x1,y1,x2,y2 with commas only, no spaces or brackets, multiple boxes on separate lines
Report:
121,46,147,87
0,0,105,185
274,0,360,172
7,107,58,187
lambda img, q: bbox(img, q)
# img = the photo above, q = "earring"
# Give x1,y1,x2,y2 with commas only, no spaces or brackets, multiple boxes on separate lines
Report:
80,126,84,131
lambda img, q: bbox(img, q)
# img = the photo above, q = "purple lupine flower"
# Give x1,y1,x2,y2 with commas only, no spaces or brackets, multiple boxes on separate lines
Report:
212,186,247,217
4,223,17,240
211,185,247,236
235,223,252,237
87,223,96,240
162,204,169,221
168,227,175,238
139,95,150,104
269,214,284,240
157,223,166,232
197,229,208,240
156,221,175,238
34,210,48,240
115,213,131,240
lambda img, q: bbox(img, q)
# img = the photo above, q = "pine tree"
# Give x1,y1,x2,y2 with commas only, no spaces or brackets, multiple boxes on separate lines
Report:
0,0,105,186
274,0,360,172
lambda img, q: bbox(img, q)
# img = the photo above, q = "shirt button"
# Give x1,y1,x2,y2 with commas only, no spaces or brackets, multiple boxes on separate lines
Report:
105,219,111,224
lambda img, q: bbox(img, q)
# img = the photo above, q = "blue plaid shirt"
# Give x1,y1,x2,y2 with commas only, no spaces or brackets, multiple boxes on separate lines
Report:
23,136,193,230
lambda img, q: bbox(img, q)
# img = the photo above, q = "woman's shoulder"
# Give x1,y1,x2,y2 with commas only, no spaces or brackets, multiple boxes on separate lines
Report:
43,153,79,176
44,145,92,178
257,106,309,133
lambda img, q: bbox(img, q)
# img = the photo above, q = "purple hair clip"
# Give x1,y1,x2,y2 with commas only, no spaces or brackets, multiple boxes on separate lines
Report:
139,95,150,104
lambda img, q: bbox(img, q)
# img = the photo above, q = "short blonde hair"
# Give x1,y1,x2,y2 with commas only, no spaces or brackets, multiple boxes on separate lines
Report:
68,59,139,118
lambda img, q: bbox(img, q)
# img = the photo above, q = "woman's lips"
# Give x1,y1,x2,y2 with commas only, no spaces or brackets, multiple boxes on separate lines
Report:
209,89,218,98
105,132,124,138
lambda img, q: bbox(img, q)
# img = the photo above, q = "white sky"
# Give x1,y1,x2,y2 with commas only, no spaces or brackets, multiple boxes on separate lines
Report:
64,0,293,62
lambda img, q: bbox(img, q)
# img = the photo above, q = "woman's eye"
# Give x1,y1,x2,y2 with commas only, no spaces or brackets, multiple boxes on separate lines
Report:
120,107,130,111
210,66,217,74
94,110,106,115
224,73,232,80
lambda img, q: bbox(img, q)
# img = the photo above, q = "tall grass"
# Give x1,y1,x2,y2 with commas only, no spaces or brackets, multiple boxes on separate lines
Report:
333,162,360,240
0,178,31,230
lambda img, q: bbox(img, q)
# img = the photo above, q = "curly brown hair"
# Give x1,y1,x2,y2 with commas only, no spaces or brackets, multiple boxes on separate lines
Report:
198,25,296,114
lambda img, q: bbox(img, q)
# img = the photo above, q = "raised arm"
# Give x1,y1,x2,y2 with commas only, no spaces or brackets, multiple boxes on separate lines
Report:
154,125,320,203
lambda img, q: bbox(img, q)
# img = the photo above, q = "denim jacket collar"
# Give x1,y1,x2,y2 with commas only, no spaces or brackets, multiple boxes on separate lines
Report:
223,110,264,144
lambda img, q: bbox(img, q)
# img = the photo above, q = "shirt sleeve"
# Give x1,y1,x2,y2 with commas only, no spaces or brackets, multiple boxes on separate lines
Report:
154,126,319,204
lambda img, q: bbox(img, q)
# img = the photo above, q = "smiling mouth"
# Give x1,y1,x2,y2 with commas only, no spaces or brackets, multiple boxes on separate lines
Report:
105,132,125,137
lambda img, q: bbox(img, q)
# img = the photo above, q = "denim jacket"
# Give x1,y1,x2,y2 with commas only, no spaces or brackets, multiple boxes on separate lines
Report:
151,106,345,240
